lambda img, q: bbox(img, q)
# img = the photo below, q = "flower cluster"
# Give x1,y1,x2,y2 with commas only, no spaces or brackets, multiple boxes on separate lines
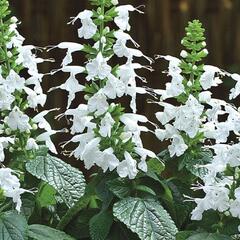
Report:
153,21,228,158
0,0,56,211
153,19,240,231
49,0,156,179
190,78,240,224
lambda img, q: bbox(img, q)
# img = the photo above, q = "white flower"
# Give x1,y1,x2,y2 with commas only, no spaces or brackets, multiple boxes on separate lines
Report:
158,55,182,75
88,91,109,116
120,113,148,133
0,168,27,212
230,200,240,218
0,86,15,110
33,109,57,132
53,42,84,66
229,73,240,99
5,107,31,132
50,66,85,108
135,147,157,172
86,53,112,81
69,132,95,159
0,144,5,162
71,10,97,39
81,137,102,169
200,65,224,90
96,148,120,172
65,104,95,134
99,112,115,137
156,102,176,125
168,134,188,157
102,74,126,99
36,130,57,154
114,5,143,31
117,152,138,179
24,87,46,108
174,95,204,138
26,138,39,150
199,91,212,102
4,70,25,93
155,124,178,141
16,45,39,74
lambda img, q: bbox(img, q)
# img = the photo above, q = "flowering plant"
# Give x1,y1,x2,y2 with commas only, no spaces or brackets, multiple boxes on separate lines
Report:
152,19,240,240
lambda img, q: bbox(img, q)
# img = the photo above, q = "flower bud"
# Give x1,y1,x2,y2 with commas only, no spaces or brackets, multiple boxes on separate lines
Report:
180,50,188,58
5,128,11,135
202,41,206,47
11,16,18,23
32,124,38,130
7,51,12,58
192,65,197,70
98,15,104,20
9,147,14,153
111,0,118,5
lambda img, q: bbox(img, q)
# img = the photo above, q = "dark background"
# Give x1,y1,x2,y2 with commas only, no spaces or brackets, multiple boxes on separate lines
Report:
9,0,240,168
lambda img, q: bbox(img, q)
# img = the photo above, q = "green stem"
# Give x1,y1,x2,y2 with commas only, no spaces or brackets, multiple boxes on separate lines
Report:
0,19,11,75
99,2,105,53
56,194,91,230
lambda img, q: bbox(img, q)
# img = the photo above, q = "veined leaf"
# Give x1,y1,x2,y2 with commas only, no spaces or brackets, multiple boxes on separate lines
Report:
113,197,177,240
28,224,74,240
89,211,113,240
0,211,28,240
186,232,231,240
26,155,86,207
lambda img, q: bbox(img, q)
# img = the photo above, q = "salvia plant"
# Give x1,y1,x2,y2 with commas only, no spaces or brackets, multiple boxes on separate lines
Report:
1,0,240,240
153,19,240,239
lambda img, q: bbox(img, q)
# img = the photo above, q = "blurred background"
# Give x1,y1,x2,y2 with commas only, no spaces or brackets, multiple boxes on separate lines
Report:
9,0,240,170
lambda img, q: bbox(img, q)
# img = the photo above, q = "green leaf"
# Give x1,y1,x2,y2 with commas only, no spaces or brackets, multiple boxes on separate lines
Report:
37,183,57,208
186,233,231,240
113,197,178,240
21,193,35,220
134,185,156,196
107,178,131,199
28,224,74,240
147,158,165,175
0,211,28,240
89,211,113,240
179,149,212,178
65,208,99,239
26,154,86,207
176,231,196,240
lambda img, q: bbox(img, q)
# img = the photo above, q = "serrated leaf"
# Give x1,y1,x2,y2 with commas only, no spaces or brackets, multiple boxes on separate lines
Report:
113,197,177,240
179,149,212,178
26,155,86,207
0,211,28,240
28,224,74,240
107,178,131,199
89,211,113,240
186,233,231,240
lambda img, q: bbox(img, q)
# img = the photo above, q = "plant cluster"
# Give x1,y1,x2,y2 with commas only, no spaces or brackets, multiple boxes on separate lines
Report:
1,0,240,240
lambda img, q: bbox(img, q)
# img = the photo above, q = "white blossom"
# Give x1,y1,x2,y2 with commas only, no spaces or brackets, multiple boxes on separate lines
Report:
5,107,31,132
117,151,138,179
86,53,112,81
70,10,97,39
